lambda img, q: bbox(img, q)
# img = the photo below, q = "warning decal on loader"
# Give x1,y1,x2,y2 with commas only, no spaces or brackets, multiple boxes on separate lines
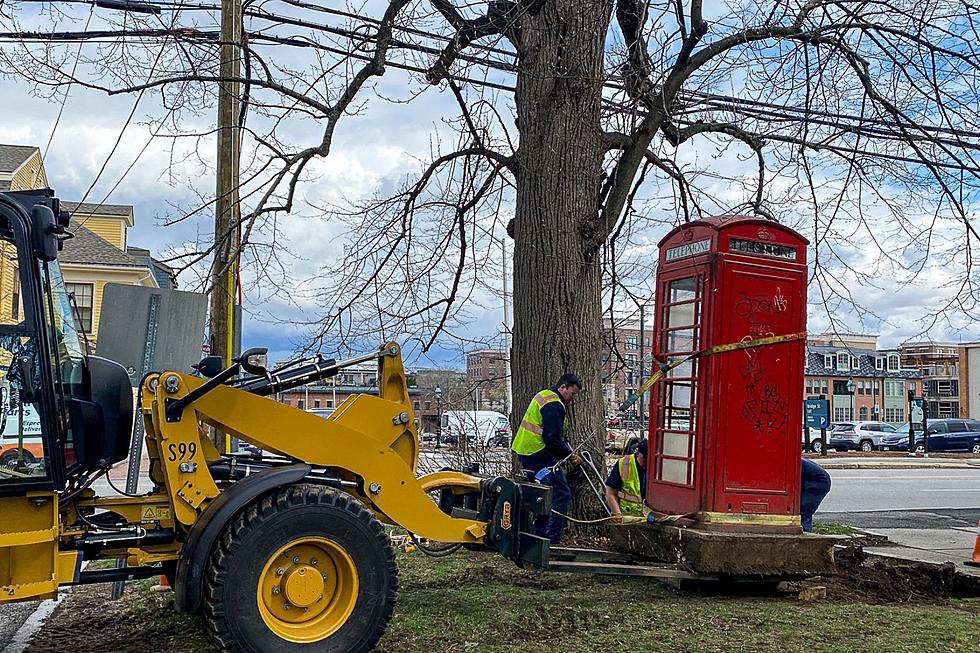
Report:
141,505,173,522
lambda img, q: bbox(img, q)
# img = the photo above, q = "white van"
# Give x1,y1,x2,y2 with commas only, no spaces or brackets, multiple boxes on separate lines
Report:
440,411,511,447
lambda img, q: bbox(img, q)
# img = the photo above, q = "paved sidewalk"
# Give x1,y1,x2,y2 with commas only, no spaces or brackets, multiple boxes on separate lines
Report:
864,526,980,578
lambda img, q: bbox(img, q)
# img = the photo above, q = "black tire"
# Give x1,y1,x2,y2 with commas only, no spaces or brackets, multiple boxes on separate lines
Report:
0,448,34,467
972,443,980,455
914,442,926,453
859,440,874,453
204,484,397,653
810,440,823,454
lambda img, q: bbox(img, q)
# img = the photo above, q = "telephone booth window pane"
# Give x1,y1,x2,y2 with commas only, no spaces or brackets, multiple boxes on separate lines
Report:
668,358,694,379
668,382,692,409
669,278,697,302
662,431,690,457
661,458,689,484
666,329,695,354
667,301,696,328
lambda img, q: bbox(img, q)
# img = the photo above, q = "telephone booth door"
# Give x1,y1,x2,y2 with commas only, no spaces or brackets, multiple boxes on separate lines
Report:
649,266,711,515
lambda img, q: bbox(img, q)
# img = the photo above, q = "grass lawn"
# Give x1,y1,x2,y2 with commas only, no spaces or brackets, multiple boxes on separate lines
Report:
26,550,980,653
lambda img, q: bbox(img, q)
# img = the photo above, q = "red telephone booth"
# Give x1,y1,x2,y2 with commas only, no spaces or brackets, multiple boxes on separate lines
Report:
648,217,808,527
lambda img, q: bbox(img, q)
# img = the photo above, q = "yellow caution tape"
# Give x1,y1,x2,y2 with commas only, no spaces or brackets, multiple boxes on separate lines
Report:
635,331,807,399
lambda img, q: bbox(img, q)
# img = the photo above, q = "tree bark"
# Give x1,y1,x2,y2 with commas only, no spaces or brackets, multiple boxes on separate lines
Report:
510,0,612,519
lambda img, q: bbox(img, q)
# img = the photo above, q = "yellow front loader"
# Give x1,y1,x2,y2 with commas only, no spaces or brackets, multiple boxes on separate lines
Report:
0,189,550,652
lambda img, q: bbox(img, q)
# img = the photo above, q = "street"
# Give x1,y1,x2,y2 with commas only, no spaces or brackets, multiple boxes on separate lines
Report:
819,467,980,513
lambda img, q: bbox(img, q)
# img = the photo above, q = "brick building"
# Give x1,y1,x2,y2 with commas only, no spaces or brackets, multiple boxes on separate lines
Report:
804,333,921,424
465,348,508,410
600,316,653,416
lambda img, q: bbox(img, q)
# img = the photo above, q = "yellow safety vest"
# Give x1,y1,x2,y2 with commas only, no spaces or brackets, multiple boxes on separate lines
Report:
616,454,644,515
511,389,565,456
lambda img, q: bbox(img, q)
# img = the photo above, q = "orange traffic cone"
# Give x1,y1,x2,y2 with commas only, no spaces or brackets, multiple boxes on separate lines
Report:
966,522,980,568
152,574,173,592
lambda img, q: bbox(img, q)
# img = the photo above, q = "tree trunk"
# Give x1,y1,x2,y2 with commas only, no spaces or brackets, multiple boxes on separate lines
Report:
510,0,612,519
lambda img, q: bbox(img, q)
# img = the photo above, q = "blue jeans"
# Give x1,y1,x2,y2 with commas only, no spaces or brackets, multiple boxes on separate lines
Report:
519,455,572,544
800,459,832,532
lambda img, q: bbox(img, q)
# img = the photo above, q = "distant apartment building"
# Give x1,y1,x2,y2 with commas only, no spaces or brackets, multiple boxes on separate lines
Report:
901,341,960,418
601,316,653,415
466,348,508,410
804,333,921,424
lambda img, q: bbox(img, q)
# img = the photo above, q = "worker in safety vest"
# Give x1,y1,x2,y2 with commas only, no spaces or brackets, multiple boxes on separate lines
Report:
511,373,583,544
604,439,647,517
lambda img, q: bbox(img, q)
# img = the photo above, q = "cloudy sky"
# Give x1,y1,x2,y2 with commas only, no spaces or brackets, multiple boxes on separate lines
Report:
1,1,977,369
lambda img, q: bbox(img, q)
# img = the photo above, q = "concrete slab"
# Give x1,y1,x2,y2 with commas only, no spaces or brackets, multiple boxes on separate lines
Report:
604,523,837,577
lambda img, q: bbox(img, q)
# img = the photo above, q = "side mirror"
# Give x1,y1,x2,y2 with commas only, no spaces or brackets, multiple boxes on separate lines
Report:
15,353,36,403
31,204,60,262
193,356,224,378
236,347,268,376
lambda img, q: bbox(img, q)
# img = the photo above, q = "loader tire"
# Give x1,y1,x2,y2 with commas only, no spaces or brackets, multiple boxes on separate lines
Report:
203,484,397,653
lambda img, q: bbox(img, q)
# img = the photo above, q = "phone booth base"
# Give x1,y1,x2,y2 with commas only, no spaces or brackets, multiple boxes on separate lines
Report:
647,217,808,532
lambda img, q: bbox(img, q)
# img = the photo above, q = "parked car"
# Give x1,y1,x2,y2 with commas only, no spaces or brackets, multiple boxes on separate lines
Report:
879,419,980,453
801,424,840,453
828,421,896,452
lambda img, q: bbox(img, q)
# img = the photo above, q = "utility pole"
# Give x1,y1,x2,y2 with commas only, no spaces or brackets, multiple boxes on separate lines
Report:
638,304,645,438
501,236,512,415
209,0,242,451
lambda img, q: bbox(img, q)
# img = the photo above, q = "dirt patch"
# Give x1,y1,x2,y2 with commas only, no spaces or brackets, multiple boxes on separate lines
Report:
25,582,213,653
809,545,980,604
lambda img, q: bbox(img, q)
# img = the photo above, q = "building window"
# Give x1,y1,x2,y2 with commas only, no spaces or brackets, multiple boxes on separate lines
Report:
833,380,850,395
805,379,813,394
314,399,321,408
859,406,868,420
413,401,420,411
283,399,291,406
625,336,638,350
821,380,829,396
875,357,884,371
836,352,850,371
425,401,431,410
10,269,20,321
625,353,637,366
857,381,865,396
297,400,305,409
824,354,833,369
327,400,334,408
65,283,94,333
852,357,860,370
887,354,900,372
834,406,851,421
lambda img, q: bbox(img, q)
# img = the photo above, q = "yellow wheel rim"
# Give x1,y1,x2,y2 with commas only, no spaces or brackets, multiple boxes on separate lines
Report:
256,536,359,643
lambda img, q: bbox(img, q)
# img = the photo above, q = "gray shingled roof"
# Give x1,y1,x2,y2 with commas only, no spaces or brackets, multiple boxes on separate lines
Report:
60,224,143,267
0,145,38,174
805,345,921,379
62,201,134,220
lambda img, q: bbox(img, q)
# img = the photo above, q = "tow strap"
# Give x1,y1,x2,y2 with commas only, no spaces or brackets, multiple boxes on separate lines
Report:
629,331,808,405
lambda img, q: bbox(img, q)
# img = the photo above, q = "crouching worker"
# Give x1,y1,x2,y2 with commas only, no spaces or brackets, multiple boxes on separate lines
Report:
800,458,832,532
511,373,583,544
604,439,648,519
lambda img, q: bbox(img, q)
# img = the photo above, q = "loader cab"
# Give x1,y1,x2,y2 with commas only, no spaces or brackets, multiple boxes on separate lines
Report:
0,191,132,495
